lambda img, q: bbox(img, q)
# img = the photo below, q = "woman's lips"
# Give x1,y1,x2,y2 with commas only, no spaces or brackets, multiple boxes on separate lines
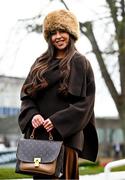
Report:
56,40,64,46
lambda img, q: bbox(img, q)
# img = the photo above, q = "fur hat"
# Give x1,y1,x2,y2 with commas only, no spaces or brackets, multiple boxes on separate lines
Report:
43,9,80,41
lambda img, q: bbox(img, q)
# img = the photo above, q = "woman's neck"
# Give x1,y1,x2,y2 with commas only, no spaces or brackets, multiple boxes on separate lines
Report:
56,51,66,59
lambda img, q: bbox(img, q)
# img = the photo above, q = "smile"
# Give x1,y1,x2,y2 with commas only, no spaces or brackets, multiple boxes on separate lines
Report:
56,41,64,46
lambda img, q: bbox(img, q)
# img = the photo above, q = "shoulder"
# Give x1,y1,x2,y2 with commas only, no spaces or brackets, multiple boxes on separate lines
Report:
71,51,92,72
71,51,86,63
72,52,95,81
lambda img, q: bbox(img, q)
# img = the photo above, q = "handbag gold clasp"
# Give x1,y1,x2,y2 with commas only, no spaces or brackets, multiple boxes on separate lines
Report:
34,158,41,167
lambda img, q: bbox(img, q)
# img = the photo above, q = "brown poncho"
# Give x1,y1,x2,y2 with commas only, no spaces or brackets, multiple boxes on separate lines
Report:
18,52,98,162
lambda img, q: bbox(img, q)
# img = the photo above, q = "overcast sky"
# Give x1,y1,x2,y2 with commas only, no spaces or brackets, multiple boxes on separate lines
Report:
0,0,118,117
0,0,107,76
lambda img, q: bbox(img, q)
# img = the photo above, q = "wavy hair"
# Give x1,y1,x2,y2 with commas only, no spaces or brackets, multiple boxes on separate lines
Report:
22,36,76,96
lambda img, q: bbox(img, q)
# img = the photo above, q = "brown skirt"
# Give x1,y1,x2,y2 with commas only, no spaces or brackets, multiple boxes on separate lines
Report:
33,146,79,180
61,146,79,179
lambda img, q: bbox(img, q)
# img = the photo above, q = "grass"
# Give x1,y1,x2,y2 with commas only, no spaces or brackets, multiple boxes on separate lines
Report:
112,166,125,172
0,166,103,179
0,164,125,179
79,166,104,175
0,167,32,179
79,160,104,175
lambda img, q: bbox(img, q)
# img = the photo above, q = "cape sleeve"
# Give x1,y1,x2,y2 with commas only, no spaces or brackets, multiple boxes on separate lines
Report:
18,71,39,134
50,54,96,138
18,96,39,134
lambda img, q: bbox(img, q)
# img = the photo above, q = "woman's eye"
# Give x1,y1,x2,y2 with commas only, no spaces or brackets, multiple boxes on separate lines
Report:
50,30,56,35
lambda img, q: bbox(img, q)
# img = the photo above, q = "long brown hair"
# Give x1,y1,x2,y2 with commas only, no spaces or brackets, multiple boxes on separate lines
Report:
23,36,76,95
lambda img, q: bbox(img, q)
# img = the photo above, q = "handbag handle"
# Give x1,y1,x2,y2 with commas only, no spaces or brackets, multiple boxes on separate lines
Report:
30,128,53,141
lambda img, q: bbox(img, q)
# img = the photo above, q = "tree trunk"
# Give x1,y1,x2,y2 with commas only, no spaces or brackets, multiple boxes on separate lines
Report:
117,102,125,139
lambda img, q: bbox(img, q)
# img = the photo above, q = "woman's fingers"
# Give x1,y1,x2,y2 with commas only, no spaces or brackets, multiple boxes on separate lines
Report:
43,118,54,132
32,114,45,128
32,116,54,132
46,124,54,132
32,120,38,128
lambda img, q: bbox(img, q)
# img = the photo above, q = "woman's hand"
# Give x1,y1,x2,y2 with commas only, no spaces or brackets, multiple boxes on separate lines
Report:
43,118,54,132
32,114,45,128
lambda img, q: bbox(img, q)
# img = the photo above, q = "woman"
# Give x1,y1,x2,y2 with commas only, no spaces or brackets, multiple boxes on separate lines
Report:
18,9,98,179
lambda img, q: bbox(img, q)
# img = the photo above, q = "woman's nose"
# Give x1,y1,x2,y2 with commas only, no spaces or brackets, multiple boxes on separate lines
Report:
55,31,61,38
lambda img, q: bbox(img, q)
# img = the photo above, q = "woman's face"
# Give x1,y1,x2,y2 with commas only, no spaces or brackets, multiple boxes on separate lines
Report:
51,30,70,50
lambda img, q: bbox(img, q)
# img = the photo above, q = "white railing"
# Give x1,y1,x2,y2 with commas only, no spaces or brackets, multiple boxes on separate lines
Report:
104,159,125,180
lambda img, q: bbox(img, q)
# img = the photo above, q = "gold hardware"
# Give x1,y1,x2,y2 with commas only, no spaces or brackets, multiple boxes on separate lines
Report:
49,132,53,141
34,158,41,167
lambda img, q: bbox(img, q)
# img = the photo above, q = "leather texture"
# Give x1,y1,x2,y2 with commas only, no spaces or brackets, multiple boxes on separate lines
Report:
15,139,64,177
20,160,56,175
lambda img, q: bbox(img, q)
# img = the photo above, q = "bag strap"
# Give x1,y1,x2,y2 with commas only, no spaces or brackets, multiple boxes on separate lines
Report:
30,128,53,141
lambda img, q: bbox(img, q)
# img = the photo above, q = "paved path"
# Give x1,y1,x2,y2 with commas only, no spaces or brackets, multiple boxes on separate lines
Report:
80,172,125,180
15,172,125,180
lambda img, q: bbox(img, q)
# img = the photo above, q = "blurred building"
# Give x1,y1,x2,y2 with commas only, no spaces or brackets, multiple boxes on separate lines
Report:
0,75,124,158
0,75,23,112
0,75,24,147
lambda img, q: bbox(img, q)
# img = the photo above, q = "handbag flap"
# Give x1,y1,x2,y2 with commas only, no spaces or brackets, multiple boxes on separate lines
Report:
16,139,63,163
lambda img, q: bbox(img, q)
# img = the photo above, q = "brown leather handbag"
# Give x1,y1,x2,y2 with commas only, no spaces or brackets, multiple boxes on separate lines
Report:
15,129,64,178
